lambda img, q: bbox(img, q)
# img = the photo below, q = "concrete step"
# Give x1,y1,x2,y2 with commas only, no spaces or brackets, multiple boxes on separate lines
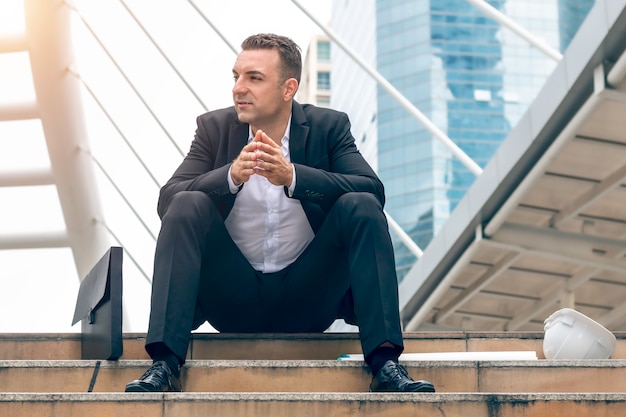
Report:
2,359,626,393
3,332,626,417
6,331,626,360
2,392,625,417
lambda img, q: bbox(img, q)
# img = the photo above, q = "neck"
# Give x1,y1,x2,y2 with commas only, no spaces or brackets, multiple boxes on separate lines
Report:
252,106,291,145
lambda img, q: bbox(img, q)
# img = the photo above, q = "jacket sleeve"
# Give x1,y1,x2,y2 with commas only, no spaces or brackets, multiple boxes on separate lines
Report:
156,114,233,219
290,111,385,209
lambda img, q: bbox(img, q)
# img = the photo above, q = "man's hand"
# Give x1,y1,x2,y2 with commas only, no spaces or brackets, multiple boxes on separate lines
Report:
248,130,294,187
230,140,261,186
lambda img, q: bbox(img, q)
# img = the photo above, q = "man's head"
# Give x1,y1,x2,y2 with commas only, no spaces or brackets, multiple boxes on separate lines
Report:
232,34,302,131
241,33,302,84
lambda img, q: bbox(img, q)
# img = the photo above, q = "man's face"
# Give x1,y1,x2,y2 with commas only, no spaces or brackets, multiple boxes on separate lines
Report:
232,48,286,127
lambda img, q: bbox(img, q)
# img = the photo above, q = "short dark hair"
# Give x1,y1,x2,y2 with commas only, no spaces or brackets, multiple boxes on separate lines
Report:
241,33,302,84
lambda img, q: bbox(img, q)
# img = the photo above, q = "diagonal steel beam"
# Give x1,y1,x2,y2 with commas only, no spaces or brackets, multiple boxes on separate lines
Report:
291,0,483,177
504,266,598,331
466,0,562,61
434,251,521,324
550,158,626,229
485,225,626,276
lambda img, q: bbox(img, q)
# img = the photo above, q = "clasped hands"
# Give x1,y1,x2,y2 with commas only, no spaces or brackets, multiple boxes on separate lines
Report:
231,129,293,187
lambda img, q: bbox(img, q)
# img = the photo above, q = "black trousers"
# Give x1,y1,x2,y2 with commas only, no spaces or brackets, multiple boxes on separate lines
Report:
145,190,404,363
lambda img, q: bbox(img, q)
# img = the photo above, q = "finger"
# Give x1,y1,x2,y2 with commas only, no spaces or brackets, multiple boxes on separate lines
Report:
252,129,264,143
235,151,258,172
259,130,280,148
254,153,270,167
243,142,255,151
256,144,283,160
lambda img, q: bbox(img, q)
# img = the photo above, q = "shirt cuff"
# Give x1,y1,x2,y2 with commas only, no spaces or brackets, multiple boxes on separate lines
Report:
287,164,296,197
227,165,243,194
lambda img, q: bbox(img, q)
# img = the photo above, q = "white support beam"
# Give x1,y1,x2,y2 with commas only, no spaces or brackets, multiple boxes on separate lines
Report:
467,0,562,62
0,231,69,249
186,0,238,55
0,101,39,121
120,0,208,112
0,168,55,187
0,34,27,53
23,0,109,278
385,210,423,259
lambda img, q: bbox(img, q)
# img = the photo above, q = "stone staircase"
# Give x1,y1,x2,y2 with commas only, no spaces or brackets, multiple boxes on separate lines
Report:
1,332,626,416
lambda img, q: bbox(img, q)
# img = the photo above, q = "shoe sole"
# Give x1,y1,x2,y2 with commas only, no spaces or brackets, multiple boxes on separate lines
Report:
125,382,180,392
125,383,155,392
370,381,436,393
410,382,436,393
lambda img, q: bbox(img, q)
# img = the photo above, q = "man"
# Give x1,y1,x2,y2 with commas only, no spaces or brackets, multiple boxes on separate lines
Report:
125,33,435,394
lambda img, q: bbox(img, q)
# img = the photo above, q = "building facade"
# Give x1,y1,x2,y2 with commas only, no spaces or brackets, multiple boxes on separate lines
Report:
332,0,594,279
298,33,332,108
330,0,379,170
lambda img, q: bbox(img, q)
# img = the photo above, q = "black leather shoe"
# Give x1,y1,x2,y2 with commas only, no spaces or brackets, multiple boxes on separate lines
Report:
125,361,182,392
370,360,435,392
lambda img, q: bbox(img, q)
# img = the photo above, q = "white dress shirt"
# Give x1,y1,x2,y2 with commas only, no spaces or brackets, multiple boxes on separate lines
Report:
224,117,315,273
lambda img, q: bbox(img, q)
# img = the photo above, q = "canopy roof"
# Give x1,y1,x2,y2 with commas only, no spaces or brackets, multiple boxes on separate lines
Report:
400,0,626,332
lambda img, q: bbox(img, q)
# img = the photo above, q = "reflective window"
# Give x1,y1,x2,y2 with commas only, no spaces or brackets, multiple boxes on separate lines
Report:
317,41,330,62
317,71,330,90
372,0,592,279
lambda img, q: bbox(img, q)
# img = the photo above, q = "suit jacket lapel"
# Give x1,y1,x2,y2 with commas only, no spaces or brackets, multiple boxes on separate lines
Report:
225,103,308,164
228,121,249,163
289,101,309,165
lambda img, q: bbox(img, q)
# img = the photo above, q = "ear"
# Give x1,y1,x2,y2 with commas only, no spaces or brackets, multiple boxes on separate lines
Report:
283,78,298,101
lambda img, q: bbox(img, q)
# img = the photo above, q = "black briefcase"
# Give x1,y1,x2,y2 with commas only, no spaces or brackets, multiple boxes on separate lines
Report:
71,246,123,360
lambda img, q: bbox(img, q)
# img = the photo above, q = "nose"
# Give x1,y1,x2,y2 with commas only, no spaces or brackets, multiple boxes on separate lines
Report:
233,77,247,95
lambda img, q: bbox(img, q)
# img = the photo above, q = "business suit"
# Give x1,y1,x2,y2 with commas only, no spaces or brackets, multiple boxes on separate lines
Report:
145,101,404,363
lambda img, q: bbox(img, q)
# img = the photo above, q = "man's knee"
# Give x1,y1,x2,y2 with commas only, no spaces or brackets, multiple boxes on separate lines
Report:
334,192,383,217
162,191,215,223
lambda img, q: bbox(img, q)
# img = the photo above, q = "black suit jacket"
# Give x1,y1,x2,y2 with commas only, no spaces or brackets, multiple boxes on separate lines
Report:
157,101,384,233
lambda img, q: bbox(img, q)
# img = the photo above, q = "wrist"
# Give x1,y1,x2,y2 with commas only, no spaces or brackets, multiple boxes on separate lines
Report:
231,172,242,187
227,165,244,194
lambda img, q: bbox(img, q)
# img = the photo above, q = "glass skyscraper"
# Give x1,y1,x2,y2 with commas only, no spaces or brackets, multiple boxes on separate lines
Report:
558,0,595,51
332,0,594,279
